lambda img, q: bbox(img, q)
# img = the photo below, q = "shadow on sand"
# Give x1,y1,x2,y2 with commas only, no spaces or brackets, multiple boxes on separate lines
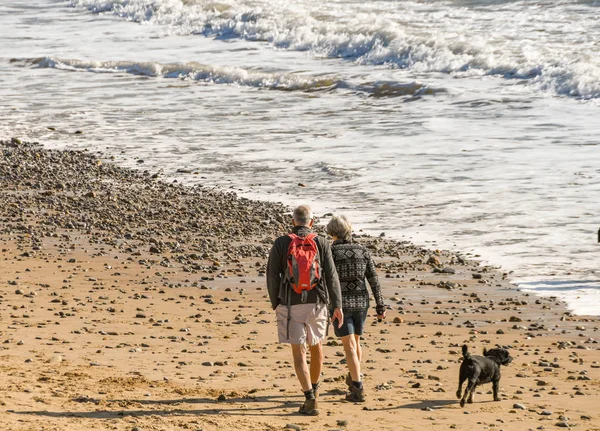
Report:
11,394,295,419
9,394,467,420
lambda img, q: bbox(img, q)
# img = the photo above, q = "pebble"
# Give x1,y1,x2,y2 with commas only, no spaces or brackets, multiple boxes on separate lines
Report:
285,425,302,431
427,256,441,266
48,355,62,364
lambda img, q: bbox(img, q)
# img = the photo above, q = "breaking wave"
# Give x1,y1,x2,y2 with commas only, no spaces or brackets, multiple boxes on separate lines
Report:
27,56,338,91
67,0,600,100
19,56,445,97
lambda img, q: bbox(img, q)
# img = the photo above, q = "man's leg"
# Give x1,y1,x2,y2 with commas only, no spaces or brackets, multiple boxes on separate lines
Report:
291,343,311,391
308,342,323,386
292,343,319,415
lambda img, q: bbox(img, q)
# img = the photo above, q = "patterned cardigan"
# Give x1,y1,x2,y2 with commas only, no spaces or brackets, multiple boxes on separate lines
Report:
330,239,385,314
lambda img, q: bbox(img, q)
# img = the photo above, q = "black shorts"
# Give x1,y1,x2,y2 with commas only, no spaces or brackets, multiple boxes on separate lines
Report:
332,309,369,337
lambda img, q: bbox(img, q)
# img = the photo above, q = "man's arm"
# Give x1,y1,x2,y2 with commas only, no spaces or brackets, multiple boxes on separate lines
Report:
320,239,342,310
266,240,282,310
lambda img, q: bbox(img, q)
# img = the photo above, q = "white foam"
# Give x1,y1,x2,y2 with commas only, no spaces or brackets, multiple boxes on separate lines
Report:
517,279,600,316
69,0,600,99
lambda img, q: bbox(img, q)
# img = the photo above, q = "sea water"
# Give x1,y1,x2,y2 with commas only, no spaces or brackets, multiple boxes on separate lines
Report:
1,0,599,315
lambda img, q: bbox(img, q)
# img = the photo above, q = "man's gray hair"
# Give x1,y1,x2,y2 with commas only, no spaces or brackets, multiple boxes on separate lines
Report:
326,215,352,240
293,205,313,226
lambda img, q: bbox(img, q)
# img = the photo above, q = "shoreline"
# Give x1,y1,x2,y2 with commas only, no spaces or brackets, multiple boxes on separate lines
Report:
40,137,600,319
1,137,599,431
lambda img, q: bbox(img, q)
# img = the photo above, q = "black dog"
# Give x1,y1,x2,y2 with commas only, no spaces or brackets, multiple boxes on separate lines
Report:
456,344,512,407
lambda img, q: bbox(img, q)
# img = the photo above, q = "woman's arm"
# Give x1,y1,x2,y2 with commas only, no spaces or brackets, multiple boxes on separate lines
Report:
365,249,386,318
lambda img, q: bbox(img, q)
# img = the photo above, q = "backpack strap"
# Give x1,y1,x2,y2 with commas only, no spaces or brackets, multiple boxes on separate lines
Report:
287,290,292,340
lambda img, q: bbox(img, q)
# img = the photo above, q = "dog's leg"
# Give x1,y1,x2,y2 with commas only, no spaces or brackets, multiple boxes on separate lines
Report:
492,378,500,401
460,385,469,407
467,388,474,404
456,371,466,399
461,372,479,407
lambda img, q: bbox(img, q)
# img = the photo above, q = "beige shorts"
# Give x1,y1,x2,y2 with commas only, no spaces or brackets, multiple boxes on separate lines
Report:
276,303,328,346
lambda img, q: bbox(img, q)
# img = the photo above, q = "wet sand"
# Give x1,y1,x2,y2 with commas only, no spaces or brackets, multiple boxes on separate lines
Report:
0,138,598,431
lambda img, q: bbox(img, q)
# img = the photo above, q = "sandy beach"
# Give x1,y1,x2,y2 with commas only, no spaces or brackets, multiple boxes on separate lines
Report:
0,138,598,431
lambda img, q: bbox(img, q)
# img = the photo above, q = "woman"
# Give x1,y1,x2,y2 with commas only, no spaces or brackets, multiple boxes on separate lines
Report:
326,215,386,402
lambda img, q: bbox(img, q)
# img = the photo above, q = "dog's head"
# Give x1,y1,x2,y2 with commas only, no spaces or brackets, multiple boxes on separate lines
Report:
483,347,513,366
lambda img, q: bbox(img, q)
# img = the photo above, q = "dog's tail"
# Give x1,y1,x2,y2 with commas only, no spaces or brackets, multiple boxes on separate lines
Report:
462,344,471,360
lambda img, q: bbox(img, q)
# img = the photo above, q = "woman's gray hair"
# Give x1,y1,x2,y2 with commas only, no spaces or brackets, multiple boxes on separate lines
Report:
326,215,352,240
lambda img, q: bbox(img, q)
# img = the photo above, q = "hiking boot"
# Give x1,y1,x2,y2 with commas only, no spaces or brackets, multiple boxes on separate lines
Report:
346,385,366,402
345,372,352,389
346,372,364,389
299,397,319,415
312,382,320,398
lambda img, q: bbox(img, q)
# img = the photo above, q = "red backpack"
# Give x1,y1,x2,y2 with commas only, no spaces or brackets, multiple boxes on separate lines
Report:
285,233,321,295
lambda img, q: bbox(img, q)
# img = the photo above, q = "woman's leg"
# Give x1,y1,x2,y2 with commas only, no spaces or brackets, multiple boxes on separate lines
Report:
354,334,362,364
341,334,361,382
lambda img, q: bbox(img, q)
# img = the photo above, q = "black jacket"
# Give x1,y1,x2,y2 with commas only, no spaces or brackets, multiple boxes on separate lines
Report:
266,226,343,310
331,239,385,314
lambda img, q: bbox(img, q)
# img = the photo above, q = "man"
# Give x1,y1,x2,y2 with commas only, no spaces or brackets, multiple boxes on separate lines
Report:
267,205,344,416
